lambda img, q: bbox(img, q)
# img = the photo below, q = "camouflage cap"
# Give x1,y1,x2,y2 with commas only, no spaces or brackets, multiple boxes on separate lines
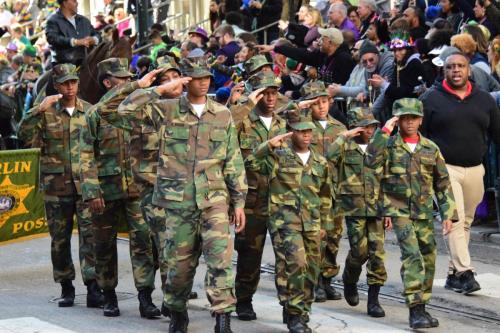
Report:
97,57,133,78
392,98,423,117
179,58,213,78
247,71,281,90
156,55,181,74
347,107,380,128
244,55,273,75
300,81,328,100
283,105,316,131
52,63,79,83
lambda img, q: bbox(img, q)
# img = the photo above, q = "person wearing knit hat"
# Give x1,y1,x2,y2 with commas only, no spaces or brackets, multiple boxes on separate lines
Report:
245,104,332,333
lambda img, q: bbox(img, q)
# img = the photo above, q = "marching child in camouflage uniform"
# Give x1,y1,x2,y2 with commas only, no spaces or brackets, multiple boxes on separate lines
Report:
327,107,387,318
302,80,346,302
245,107,333,333
366,98,457,329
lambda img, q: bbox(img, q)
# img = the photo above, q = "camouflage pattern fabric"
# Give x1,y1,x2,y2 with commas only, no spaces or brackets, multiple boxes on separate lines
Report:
162,206,235,313
44,194,95,284
311,115,346,279
243,55,273,75
366,129,457,306
235,107,287,304
93,198,155,290
18,98,96,284
80,81,155,291
245,141,333,315
327,135,382,217
100,91,247,313
229,92,289,128
366,130,457,221
18,99,92,196
342,217,387,286
392,217,436,306
141,187,168,290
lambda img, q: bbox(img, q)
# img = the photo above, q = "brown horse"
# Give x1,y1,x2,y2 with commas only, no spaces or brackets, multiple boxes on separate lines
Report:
34,28,136,105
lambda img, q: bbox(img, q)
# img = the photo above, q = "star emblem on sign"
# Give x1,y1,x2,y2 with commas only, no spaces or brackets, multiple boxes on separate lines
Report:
0,175,34,229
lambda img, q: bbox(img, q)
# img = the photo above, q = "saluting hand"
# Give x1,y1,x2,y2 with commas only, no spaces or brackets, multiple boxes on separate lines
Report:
341,127,364,139
154,76,193,95
248,87,266,105
297,97,318,109
39,94,63,112
138,68,163,88
229,82,245,105
383,116,399,133
268,132,293,149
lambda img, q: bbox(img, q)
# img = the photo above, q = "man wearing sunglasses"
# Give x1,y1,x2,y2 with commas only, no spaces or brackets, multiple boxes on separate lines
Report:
328,40,393,116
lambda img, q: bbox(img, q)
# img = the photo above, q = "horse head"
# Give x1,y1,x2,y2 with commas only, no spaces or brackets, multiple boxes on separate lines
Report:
109,28,136,62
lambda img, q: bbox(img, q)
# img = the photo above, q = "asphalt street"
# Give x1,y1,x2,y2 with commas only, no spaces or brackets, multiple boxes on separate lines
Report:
0,221,499,333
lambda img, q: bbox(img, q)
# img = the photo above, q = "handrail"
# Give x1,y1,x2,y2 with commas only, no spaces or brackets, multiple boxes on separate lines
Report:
132,13,186,54
250,20,279,34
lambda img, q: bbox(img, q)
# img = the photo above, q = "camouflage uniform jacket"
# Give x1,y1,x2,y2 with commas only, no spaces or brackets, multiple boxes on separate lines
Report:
100,89,248,210
18,98,92,196
310,116,347,157
245,141,334,232
366,129,457,221
238,107,287,217
326,135,382,217
80,81,140,202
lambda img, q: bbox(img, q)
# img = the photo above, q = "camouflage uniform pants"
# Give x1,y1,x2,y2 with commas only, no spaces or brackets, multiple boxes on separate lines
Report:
342,217,387,286
392,217,436,307
92,197,155,291
140,187,167,291
44,195,95,284
320,215,343,278
278,227,321,316
235,214,287,305
163,206,236,313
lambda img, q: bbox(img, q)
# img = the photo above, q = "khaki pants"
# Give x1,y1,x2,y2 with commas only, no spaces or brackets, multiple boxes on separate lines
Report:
445,164,485,275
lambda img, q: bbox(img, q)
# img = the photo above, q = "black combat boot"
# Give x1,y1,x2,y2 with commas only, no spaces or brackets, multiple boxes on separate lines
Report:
423,304,439,327
459,270,481,295
445,272,463,293
103,289,120,317
236,300,257,321
169,310,189,333
323,276,342,300
58,280,75,307
367,285,385,317
189,291,198,299
86,280,104,308
161,302,171,317
138,288,160,318
314,277,327,303
409,304,431,329
282,305,288,324
214,312,233,333
287,314,312,333
343,282,359,306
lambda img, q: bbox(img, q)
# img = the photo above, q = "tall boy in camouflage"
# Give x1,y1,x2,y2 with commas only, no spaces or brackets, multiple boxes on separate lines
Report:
234,71,288,321
80,58,160,318
100,59,247,333
326,106,387,318
366,98,457,329
18,64,101,309
245,107,333,333
302,80,346,302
